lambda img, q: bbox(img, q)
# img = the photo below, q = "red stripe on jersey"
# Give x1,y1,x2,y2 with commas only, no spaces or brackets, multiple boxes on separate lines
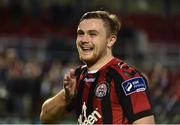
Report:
130,92,151,114
130,73,151,114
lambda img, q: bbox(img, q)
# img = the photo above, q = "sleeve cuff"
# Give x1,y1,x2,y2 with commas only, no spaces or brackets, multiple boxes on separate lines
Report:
131,109,154,122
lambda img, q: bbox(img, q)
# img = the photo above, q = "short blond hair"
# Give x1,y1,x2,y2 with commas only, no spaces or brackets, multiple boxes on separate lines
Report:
79,10,121,36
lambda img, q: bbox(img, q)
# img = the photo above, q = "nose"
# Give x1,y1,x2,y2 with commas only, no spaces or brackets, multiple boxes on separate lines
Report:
79,35,89,44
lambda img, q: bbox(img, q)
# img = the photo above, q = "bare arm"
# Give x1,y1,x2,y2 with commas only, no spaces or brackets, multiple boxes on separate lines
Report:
133,115,155,124
40,89,67,123
40,69,76,123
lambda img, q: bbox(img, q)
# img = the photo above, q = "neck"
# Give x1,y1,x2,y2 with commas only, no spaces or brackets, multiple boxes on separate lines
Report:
87,54,114,71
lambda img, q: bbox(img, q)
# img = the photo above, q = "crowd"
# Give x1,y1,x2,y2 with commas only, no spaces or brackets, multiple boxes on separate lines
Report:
0,46,77,123
149,63,180,123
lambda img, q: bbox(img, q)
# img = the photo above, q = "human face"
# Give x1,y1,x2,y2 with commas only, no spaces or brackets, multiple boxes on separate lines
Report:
76,19,111,66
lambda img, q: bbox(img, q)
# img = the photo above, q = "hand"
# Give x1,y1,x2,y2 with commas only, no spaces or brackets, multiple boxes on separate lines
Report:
63,68,76,102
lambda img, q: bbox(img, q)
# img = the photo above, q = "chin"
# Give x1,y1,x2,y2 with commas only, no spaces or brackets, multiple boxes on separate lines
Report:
80,56,96,65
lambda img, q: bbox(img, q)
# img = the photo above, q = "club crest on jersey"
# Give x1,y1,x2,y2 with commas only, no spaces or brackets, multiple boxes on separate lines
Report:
95,82,109,98
122,77,146,96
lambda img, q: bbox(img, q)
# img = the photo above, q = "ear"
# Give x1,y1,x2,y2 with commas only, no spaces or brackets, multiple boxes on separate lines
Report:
107,35,117,48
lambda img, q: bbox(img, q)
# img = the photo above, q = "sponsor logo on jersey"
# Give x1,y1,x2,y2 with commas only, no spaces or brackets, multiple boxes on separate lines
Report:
95,82,109,98
84,77,96,82
78,102,102,125
122,77,146,95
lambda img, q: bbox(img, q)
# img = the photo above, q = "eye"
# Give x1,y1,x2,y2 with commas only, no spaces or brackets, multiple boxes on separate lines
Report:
77,30,84,36
89,33,97,36
89,31,98,37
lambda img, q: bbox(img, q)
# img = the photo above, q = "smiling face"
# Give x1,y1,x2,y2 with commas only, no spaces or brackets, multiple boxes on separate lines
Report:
76,19,116,67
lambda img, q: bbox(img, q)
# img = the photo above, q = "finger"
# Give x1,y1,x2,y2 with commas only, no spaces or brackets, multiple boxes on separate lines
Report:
64,75,71,88
64,74,71,82
69,68,76,78
64,74,69,81
64,81,70,92
64,80,69,86
64,85,69,91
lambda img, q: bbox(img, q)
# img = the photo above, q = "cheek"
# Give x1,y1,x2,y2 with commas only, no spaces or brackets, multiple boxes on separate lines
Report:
76,39,80,46
97,40,107,49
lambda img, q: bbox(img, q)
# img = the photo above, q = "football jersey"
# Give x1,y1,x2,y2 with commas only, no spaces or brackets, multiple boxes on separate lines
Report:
72,58,153,124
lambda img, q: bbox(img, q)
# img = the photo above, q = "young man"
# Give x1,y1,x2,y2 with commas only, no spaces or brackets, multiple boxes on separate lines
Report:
40,10,155,124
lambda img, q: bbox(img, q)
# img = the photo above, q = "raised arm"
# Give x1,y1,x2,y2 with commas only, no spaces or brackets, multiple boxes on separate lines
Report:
40,69,77,123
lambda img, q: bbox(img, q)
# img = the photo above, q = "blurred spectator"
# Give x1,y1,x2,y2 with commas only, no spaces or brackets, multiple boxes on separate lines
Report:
149,63,179,123
40,60,63,101
9,0,23,23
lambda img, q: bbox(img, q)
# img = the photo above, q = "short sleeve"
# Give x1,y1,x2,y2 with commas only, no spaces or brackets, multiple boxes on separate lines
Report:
109,66,153,122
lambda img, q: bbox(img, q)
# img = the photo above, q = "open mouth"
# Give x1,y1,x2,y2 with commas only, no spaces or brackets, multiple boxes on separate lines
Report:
81,47,93,52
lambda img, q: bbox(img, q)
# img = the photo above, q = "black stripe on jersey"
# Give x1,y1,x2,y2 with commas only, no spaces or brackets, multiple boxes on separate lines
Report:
141,75,153,106
101,68,113,124
109,67,134,123
76,69,87,116
76,80,85,116
86,72,99,116
75,66,83,78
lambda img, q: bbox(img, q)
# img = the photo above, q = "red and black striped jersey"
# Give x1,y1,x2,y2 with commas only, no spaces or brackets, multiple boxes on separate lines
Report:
72,58,153,124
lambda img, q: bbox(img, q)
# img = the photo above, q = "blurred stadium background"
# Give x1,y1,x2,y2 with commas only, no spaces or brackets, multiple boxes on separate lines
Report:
0,0,179,124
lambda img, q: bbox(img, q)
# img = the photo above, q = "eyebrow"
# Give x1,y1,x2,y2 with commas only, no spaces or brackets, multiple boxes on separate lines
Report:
77,29,99,34
88,30,98,34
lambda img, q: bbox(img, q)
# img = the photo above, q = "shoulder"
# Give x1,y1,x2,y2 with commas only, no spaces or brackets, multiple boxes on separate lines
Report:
110,59,142,80
109,59,149,96
109,58,149,85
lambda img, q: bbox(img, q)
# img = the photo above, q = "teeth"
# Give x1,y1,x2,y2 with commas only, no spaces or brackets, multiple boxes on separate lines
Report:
83,48,90,50
82,47,92,51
